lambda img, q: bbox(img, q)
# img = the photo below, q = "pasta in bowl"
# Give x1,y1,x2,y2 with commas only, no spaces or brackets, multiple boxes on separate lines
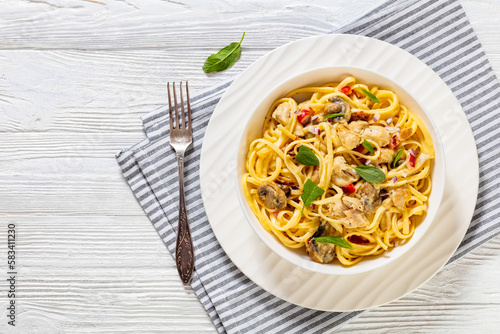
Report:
237,67,445,274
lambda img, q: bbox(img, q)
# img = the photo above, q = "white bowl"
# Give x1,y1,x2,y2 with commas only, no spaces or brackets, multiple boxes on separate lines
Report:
235,66,446,275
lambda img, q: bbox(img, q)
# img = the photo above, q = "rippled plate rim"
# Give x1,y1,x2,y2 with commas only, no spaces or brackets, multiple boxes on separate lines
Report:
199,34,479,311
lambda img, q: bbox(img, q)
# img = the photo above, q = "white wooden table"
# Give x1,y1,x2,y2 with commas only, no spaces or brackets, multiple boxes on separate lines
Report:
1,0,499,333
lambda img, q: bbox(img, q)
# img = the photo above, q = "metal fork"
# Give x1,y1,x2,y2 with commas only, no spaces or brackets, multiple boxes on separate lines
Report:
167,81,194,285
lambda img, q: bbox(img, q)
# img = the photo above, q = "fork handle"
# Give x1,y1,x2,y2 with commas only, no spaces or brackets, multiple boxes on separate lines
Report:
174,152,194,285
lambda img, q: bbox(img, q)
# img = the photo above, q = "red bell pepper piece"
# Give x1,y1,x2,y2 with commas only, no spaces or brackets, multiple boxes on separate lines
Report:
354,145,365,153
407,154,416,168
297,109,311,125
342,183,356,194
339,86,352,95
348,235,369,245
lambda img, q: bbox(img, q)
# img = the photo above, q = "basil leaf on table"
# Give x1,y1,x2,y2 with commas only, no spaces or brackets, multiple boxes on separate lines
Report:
323,112,346,119
300,179,325,215
351,165,386,183
362,139,375,154
295,146,320,166
360,88,380,103
314,236,353,249
393,148,405,168
202,32,245,73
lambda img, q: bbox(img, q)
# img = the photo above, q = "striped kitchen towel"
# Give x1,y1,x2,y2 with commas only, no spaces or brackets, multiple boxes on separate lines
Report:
116,0,500,332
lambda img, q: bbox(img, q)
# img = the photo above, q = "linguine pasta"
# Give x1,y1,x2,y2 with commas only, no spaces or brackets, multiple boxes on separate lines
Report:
241,76,434,266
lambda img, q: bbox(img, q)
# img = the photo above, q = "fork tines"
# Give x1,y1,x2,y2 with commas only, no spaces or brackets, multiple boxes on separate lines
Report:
167,81,192,131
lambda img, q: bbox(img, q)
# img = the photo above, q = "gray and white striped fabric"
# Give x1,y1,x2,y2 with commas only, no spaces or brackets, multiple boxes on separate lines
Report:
116,0,500,332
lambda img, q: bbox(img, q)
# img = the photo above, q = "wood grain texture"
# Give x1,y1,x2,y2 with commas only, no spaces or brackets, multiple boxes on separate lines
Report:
0,0,499,333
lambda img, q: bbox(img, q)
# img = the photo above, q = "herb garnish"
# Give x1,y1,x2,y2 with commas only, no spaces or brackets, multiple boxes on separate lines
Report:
361,88,380,103
295,146,320,166
323,112,346,119
392,148,405,168
314,236,353,249
203,32,245,73
301,179,325,215
362,139,375,154
348,164,386,183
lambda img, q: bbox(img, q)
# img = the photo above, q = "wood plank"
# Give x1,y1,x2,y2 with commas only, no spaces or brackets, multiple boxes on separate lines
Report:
0,49,261,133
0,0,498,53
0,216,215,333
0,0,375,50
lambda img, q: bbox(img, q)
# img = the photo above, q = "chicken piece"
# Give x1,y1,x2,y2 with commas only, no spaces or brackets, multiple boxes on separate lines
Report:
377,148,395,165
330,200,347,220
416,153,431,166
311,167,321,184
294,122,305,137
342,196,364,211
349,121,369,135
357,181,381,213
380,212,392,231
343,209,370,228
272,102,291,126
362,126,391,147
381,197,393,209
400,127,413,140
305,221,336,264
329,196,370,229
389,186,411,210
331,156,360,187
337,124,362,150
297,100,313,111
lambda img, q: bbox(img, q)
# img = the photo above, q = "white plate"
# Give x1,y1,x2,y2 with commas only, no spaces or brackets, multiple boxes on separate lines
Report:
199,34,479,311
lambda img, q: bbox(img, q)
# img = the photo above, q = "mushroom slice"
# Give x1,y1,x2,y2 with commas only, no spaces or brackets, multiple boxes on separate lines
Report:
257,182,287,210
271,102,292,126
277,183,291,197
322,96,351,123
331,156,360,187
357,181,381,214
305,221,336,264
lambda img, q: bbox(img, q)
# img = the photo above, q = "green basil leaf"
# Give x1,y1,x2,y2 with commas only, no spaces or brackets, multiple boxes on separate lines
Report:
362,139,375,154
352,165,386,183
202,32,245,73
314,236,353,249
323,112,346,119
301,179,325,215
361,88,380,103
295,146,320,166
392,148,405,168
